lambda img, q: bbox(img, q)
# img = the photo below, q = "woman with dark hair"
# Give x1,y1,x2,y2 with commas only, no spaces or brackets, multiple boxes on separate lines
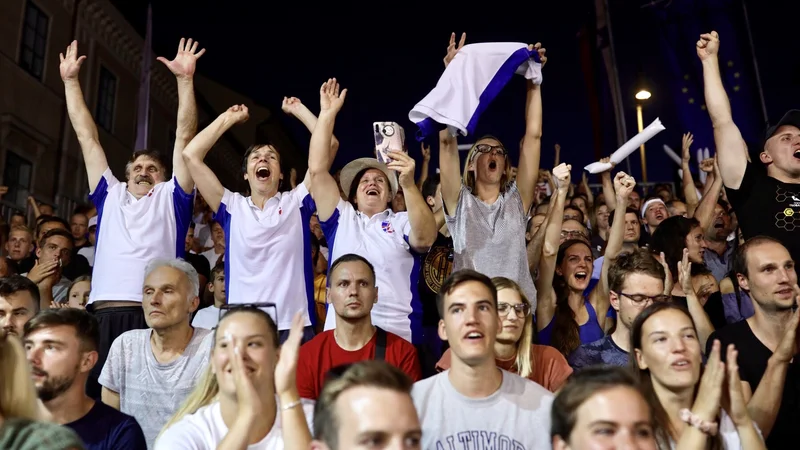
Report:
650,216,721,338
307,80,437,344
551,366,657,449
182,91,341,341
535,168,631,356
630,302,764,449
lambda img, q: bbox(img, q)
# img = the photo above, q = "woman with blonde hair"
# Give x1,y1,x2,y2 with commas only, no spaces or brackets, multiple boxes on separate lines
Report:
0,332,84,449
435,277,572,392
156,308,312,449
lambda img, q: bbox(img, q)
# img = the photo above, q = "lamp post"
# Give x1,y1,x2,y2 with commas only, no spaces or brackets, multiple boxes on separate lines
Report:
635,89,651,184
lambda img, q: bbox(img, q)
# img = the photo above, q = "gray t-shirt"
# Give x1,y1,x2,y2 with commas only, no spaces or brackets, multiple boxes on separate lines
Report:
99,327,213,449
412,369,553,450
445,182,537,310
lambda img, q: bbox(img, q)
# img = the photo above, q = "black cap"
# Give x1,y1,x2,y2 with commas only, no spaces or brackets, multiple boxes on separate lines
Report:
763,109,800,150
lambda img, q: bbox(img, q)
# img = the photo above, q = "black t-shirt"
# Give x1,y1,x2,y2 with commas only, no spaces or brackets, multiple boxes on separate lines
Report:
726,162,800,265
66,401,147,450
672,292,726,331
418,232,454,326
707,320,800,450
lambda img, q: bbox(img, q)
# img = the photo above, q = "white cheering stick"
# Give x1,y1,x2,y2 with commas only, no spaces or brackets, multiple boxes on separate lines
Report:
584,118,666,174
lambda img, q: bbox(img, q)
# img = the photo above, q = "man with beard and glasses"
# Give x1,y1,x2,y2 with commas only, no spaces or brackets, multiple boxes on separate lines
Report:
24,308,146,449
60,39,203,398
706,237,800,449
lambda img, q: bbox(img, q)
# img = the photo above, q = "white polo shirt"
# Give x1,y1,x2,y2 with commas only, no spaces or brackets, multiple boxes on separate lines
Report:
321,199,423,344
88,169,193,304
215,184,315,330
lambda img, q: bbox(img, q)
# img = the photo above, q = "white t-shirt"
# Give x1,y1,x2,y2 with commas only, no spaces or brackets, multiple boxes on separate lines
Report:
99,328,213,448
320,200,422,344
88,169,193,304
412,369,554,450
154,398,315,450
192,305,220,329
216,184,315,330
77,245,95,266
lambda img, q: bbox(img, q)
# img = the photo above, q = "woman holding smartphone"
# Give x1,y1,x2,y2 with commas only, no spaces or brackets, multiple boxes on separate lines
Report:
307,79,437,345
438,36,546,309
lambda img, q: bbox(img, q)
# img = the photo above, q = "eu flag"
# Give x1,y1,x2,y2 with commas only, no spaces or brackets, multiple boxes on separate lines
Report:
651,0,762,153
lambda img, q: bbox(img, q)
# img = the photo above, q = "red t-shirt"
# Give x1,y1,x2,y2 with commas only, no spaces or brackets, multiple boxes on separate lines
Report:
296,329,422,400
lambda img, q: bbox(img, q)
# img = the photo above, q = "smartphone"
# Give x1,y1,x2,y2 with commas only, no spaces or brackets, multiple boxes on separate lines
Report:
373,122,406,165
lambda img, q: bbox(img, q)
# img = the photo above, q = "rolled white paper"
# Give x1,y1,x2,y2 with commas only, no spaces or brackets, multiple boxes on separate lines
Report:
584,118,666,174
663,144,682,166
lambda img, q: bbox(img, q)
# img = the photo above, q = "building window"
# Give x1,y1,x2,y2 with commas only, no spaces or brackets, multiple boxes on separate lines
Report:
2,152,33,208
96,66,117,132
19,1,49,80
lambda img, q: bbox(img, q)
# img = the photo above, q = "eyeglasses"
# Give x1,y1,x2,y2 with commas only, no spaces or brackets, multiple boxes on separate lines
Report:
497,302,531,318
470,144,507,161
618,293,672,305
217,302,278,324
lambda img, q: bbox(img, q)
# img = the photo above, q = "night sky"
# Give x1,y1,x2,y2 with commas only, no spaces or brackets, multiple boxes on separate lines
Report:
110,0,800,185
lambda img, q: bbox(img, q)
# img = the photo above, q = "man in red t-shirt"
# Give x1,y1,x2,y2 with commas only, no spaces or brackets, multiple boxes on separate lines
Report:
296,254,421,399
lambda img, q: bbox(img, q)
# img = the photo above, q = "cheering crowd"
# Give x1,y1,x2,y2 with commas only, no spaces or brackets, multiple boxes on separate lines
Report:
0,28,798,450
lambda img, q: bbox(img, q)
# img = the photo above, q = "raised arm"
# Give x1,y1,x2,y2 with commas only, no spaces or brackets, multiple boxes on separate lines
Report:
692,157,723,230
388,151,437,252
517,44,546,212
439,33,467,215
182,105,249,212
282,96,341,188
534,164,571,330
59,41,109,192
698,31,748,189
592,173,633,325
678,249,715,347
157,38,205,193
417,142,431,190
681,132,701,215
309,79,347,221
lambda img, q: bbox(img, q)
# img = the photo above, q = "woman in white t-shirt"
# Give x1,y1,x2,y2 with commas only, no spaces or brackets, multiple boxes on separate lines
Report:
630,302,764,450
155,307,313,450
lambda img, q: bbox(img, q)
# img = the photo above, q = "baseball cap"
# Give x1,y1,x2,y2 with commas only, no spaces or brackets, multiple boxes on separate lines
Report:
762,109,800,150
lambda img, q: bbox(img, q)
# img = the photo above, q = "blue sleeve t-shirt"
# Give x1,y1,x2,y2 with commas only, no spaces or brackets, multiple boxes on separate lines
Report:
66,401,147,450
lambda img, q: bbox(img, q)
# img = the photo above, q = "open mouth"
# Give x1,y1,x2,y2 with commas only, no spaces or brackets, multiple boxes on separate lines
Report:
714,219,724,229
488,160,498,170
794,150,800,159
464,331,484,341
574,271,588,281
655,213,665,221
671,359,691,369
256,167,271,181
366,188,379,197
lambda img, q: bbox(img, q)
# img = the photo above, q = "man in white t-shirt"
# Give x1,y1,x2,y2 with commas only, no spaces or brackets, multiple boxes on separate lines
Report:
100,259,212,448
192,262,225,329
60,39,204,398
412,270,554,450
310,360,421,450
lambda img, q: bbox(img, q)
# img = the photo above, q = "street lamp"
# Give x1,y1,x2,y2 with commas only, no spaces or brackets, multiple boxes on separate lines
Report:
635,89,652,184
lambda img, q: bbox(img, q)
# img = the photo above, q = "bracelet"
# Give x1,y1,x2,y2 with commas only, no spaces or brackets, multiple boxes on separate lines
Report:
281,399,302,411
679,408,718,436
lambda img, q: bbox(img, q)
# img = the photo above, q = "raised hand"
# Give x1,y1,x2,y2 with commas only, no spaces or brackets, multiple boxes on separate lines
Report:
692,339,725,422
724,344,751,427
319,78,347,114
657,252,674,296
59,40,86,81
682,132,694,164
27,259,59,285
281,97,305,117
552,163,571,191
157,37,205,80
613,172,636,198
529,42,547,67
274,311,306,396
678,248,694,295
421,142,431,162
444,32,466,68
230,336,262,418
699,158,715,173
772,300,799,364
386,151,416,189
696,31,720,61
222,105,249,125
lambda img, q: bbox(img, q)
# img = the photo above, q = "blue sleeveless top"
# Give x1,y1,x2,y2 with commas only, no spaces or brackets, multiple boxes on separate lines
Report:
537,300,604,347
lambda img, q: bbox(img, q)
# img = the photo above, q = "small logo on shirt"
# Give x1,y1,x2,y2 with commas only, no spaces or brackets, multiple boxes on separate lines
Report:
278,207,282,215
381,221,394,234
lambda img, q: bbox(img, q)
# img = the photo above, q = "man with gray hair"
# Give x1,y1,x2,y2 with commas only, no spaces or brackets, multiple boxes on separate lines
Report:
99,258,212,448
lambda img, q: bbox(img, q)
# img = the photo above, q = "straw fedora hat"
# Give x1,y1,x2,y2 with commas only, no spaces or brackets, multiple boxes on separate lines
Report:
339,157,398,201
